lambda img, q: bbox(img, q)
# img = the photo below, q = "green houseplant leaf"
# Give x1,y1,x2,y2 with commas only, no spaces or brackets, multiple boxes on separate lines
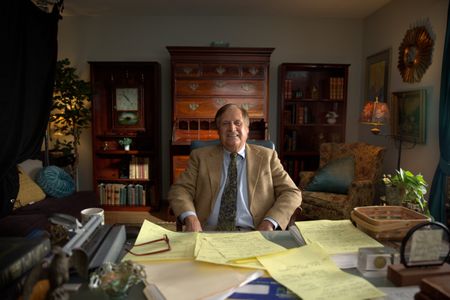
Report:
49,58,91,188
382,168,430,216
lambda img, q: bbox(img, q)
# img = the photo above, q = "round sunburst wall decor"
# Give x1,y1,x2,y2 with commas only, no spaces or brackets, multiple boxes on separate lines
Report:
397,25,434,83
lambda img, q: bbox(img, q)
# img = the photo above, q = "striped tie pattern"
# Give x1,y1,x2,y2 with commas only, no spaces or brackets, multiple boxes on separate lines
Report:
216,152,238,231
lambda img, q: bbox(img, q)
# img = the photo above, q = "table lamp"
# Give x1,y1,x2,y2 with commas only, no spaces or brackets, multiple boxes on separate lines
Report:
360,97,390,135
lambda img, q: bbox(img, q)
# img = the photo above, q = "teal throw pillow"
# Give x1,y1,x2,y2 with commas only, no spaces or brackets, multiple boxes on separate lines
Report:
305,156,355,194
36,166,75,198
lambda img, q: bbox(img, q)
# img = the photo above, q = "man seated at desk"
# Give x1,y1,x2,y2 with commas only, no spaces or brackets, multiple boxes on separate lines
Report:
168,104,302,232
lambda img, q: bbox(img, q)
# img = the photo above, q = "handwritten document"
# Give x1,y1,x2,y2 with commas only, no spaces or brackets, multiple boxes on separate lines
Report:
123,221,284,266
410,229,443,262
195,231,285,269
257,243,385,300
196,234,265,269
122,220,197,262
295,220,382,254
206,231,286,260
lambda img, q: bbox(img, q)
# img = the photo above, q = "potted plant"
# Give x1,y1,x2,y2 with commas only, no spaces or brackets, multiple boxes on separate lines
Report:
382,168,430,216
118,137,132,151
49,58,91,188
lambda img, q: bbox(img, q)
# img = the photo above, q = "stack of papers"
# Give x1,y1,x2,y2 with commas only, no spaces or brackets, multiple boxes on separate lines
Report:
124,220,385,300
143,260,263,300
292,220,384,268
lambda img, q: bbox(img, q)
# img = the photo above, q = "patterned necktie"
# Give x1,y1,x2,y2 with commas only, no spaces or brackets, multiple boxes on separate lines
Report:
216,152,238,231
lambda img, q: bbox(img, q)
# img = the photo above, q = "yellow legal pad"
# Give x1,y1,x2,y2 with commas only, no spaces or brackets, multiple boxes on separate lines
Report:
295,219,383,255
257,243,385,300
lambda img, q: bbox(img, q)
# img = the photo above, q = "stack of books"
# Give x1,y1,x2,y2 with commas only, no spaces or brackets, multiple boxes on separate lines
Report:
0,233,51,291
97,183,146,206
329,77,344,100
129,156,149,180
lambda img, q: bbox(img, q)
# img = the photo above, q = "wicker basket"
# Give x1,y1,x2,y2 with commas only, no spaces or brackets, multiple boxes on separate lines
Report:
351,206,430,241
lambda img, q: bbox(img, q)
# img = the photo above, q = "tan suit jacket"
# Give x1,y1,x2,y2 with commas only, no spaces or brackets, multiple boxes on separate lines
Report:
168,144,302,229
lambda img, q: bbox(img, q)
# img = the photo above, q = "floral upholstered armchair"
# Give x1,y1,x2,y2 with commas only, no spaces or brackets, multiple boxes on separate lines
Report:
299,142,385,220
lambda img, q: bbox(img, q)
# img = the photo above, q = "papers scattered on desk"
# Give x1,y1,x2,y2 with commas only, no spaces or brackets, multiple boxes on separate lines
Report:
124,221,287,268
293,220,383,269
257,243,385,300
127,220,386,300
295,220,383,254
195,231,286,269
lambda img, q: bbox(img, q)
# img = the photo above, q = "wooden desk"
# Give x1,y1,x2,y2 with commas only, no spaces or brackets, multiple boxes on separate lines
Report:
69,228,418,300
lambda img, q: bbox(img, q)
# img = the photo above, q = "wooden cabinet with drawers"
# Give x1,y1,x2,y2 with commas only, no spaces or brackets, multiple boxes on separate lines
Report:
167,46,274,183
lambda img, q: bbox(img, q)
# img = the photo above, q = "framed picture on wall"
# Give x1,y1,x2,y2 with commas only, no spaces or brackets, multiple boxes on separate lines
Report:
391,89,427,144
365,48,391,103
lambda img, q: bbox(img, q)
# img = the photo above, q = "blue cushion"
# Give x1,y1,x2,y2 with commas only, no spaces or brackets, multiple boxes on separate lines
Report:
305,156,355,194
36,166,75,198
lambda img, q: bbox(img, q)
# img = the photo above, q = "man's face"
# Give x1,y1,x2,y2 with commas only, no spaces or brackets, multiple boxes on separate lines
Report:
218,106,249,153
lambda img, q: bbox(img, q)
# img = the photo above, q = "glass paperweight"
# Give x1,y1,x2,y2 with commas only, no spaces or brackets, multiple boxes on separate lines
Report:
357,246,400,277
89,260,146,299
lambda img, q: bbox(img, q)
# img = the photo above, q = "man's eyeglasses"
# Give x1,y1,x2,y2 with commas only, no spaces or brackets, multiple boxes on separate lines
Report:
125,234,171,256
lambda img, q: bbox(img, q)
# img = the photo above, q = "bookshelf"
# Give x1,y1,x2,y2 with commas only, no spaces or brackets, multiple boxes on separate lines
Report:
90,62,161,213
278,63,349,183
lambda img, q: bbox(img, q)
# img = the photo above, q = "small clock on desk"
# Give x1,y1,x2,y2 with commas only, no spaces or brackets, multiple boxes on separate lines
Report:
112,86,145,131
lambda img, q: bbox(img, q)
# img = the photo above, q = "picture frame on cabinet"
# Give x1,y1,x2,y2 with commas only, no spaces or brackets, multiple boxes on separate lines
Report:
365,48,391,103
391,89,426,144
112,86,146,131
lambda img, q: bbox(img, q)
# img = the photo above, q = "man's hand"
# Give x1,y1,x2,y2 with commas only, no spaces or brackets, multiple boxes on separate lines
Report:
184,215,203,232
257,220,275,231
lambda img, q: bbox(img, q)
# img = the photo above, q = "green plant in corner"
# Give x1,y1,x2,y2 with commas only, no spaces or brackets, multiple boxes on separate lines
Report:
50,58,91,187
382,168,430,216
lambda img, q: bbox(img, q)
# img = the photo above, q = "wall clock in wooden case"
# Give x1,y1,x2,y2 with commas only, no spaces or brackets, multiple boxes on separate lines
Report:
112,86,145,131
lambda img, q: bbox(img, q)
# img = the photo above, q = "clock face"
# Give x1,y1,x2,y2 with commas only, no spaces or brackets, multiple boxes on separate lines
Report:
116,88,138,111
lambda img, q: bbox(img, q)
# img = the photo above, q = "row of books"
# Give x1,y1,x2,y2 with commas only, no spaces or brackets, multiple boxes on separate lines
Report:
283,79,294,99
129,156,149,180
283,77,345,100
329,77,345,99
98,183,146,206
284,104,310,125
284,131,298,151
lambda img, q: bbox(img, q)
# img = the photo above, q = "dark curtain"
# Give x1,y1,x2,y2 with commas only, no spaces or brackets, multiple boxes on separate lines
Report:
429,2,450,224
0,0,61,217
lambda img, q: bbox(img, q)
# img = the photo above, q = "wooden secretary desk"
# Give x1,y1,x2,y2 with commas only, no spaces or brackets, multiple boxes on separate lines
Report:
167,46,274,183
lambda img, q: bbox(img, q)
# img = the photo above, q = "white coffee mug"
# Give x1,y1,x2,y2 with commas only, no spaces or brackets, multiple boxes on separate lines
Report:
81,207,105,225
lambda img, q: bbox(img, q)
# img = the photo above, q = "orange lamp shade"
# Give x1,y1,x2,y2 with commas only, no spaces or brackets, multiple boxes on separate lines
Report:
360,98,390,134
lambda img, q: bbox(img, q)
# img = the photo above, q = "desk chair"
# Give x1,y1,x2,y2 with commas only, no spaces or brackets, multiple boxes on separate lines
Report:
172,139,301,231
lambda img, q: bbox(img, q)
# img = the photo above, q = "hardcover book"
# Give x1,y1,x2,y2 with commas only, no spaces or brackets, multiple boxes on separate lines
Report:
0,234,51,289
